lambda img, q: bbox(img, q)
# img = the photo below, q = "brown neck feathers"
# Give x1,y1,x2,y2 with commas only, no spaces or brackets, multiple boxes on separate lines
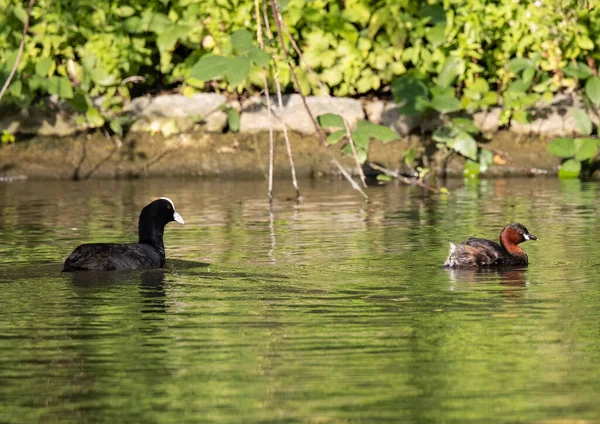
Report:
500,227,525,256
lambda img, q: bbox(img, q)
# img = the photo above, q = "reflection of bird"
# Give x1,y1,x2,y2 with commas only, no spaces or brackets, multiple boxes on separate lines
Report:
447,267,528,298
445,223,537,268
62,198,184,272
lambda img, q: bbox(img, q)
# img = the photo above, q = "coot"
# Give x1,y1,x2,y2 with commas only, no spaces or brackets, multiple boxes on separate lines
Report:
62,197,184,272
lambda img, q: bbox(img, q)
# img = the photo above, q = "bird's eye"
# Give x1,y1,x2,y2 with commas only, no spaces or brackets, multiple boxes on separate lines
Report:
167,205,172,210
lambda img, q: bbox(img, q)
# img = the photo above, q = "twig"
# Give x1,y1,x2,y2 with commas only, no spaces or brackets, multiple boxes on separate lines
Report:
269,0,368,200
262,1,301,201
0,0,35,103
477,142,510,159
254,0,275,203
279,18,367,187
368,162,442,194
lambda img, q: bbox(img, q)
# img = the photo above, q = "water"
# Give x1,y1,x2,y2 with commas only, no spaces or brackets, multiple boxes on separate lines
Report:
1,177,600,423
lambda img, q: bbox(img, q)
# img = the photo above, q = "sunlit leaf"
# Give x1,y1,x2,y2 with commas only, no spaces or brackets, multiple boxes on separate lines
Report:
47,76,74,99
317,113,344,128
85,107,105,127
248,46,271,67
585,77,600,107
558,159,581,178
548,137,576,158
190,55,230,81
231,29,253,53
225,56,250,85
430,94,461,113
227,108,240,132
327,129,346,144
571,107,593,136
35,57,53,77
574,138,599,161
463,159,481,178
355,121,399,142
563,62,593,80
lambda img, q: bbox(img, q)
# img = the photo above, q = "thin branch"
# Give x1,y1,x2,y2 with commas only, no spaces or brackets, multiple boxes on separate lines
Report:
261,1,301,201
274,70,301,200
0,0,35,103
269,0,368,200
255,0,275,203
368,162,442,194
279,17,367,187
477,142,510,159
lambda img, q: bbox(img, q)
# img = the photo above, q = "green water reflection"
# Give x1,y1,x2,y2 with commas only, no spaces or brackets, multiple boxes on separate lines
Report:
1,178,600,423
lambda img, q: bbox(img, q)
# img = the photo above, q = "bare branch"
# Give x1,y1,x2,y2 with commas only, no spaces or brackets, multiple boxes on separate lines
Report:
254,0,275,203
0,0,36,103
278,14,367,187
368,162,443,194
269,0,368,200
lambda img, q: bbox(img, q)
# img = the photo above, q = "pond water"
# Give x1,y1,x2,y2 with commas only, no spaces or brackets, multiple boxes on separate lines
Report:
1,177,600,423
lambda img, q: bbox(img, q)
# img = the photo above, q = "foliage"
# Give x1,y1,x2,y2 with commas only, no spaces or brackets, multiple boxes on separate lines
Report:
548,136,600,178
317,113,398,164
432,117,494,178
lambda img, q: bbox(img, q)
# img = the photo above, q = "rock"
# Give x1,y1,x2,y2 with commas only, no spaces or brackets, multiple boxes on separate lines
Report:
363,100,385,123
0,100,89,137
473,108,501,133
239,94,365,134
126,93,228,133
509,93,593,137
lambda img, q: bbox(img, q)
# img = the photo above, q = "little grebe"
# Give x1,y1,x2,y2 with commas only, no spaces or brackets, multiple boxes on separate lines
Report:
444,222,537,268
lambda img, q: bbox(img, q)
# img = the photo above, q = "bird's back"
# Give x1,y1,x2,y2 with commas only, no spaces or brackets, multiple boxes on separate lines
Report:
445,238,506,268
62,243,163,272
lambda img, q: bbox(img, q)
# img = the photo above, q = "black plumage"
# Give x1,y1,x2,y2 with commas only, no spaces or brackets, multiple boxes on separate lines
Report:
62,197,184,272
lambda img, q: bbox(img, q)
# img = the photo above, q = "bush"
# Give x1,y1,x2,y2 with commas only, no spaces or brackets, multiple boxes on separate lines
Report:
0,0,599,126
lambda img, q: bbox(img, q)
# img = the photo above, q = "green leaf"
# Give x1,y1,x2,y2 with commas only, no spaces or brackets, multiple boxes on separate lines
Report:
451,117,479,134
89,68,118,86
558,159,582,178
35,57,53,77
13,4,26,22
190,55,230,81
548,137,576,158
376,174,393,182
430,94,461,113
227,108,240,132
1,130,15,144
426,24,446,47
85,107,105,127
574,138,599,161
248,46,271,67
317,113,345,128
47,76,74,99
437,57,463,88
572,107,593,136
585,77,600,107
577,36,594,50
225,56,251,85
109,119,123,136
115,5,135,17
231,29,253,53
391,75,429,116
507,58,534,74
463,160,481,178
452,131,478,160
479,148,494,173
327,129,346,144
563,62,593,80
355,121,399,142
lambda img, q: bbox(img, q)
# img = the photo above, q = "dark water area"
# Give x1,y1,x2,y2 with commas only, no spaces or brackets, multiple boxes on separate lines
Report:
1,177,600,423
